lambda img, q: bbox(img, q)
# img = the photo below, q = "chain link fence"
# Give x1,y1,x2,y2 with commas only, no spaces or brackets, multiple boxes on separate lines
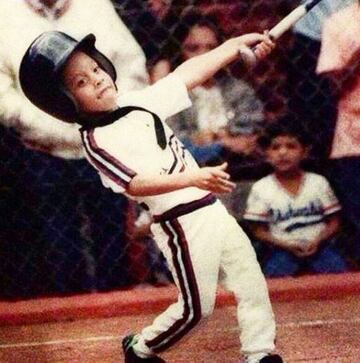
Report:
1,0,359,300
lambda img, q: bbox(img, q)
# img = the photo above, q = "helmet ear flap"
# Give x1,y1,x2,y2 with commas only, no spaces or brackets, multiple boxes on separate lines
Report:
56,86,80,122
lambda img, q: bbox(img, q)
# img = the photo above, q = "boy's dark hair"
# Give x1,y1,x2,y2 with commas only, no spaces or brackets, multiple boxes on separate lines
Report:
258,116,312,150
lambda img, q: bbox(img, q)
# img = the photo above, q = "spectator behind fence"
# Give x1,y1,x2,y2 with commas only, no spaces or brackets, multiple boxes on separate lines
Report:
165,11,265,167
0,0,148,157
317,1,360,265
286,0,353,159
163,11,267,219
0,0,148,296
243,121,348,277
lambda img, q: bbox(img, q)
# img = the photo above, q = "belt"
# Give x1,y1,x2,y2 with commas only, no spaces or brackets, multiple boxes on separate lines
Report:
153,193,217,223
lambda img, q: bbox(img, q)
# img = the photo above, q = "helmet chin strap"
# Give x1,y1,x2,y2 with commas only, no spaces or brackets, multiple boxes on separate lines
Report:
79,106,167,150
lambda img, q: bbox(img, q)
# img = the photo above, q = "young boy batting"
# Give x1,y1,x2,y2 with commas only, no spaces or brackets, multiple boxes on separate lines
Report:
19,30,283,363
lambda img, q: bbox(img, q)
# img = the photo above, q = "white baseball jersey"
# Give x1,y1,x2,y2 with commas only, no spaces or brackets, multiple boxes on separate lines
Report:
244,172,341,243
80,73,209,217
80,72,277,359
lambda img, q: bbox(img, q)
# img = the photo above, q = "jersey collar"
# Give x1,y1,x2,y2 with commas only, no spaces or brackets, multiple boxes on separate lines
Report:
80,106,167,149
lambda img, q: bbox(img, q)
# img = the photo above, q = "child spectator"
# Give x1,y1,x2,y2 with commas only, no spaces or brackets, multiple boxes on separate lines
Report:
243,121,348,277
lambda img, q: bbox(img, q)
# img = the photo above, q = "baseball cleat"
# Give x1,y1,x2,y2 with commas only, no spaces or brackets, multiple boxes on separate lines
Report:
122,335,166,363
259,354,283,363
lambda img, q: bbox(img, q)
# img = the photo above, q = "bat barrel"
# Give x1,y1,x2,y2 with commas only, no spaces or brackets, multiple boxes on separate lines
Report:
269,5,307,39
244,0,322,67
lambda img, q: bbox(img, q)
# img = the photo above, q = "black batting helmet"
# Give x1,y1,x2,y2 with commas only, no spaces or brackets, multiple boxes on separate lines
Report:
19,31,117,123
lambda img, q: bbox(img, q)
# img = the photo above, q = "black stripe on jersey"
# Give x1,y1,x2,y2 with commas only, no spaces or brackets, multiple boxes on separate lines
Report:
168,135,178,174
168,135,186,174
81,129,135,188
285,219,324,233
87,130,135,177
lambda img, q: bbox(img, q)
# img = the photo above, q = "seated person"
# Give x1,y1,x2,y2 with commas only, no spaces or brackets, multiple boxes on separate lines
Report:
162,10,265,165
243,120,348,277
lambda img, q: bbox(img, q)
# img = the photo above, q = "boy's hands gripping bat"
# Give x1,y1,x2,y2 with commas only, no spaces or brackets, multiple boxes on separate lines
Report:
240,0,322,67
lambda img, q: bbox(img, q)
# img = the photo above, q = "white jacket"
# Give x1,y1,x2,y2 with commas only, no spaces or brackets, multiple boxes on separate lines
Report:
0,0,149,158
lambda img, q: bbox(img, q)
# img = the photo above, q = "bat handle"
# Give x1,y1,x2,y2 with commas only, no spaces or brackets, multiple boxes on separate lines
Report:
238,45,258,68
239,33,275,68
240,4,307,68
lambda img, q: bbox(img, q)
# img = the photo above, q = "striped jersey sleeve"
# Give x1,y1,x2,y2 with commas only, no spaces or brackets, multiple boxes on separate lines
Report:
318,176,341,216
243,182,269,222
81,128,136,192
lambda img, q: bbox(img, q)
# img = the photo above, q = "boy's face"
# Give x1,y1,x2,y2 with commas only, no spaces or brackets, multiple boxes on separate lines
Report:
63,51,118,114
266,135,308,173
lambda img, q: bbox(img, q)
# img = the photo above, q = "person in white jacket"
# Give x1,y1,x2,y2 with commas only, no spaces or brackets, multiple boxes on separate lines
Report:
0,0,148,294
0,0,148,158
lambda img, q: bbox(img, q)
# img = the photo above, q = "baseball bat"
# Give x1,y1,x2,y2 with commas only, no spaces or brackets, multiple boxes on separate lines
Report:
240,0,322,66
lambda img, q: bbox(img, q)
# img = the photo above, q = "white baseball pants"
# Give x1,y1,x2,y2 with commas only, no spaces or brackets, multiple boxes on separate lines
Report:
137,198,276,357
